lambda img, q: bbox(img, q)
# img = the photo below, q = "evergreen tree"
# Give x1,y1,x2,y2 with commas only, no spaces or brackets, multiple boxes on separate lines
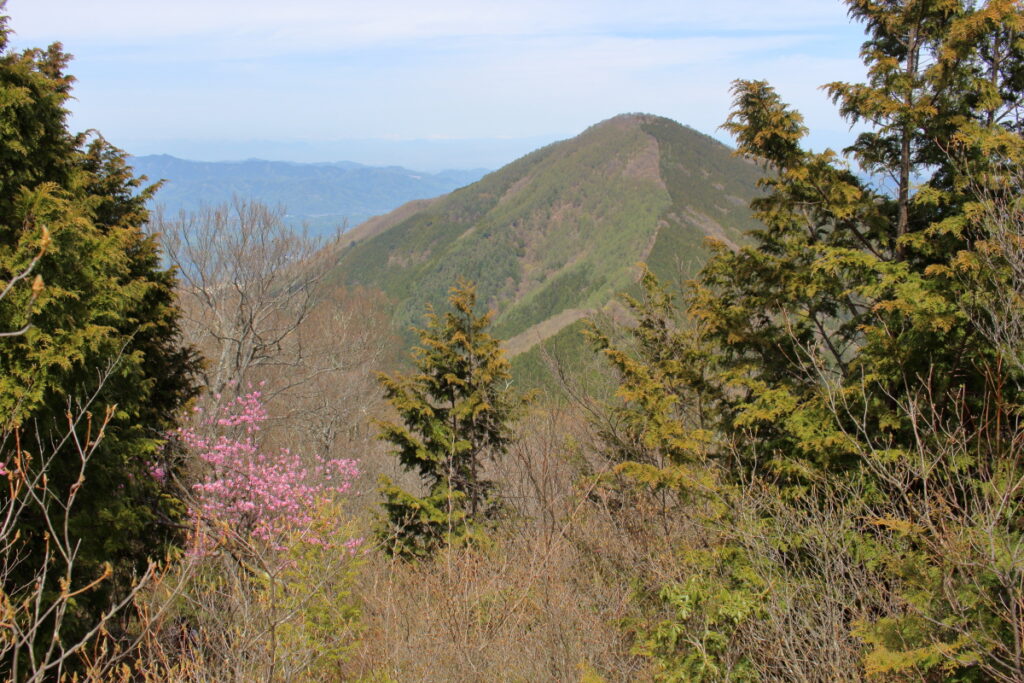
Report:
586,264,718,475
0,4,199,652
594,1,1024,678
703,0,1024,486
715,4,1024,674
375,280,528,559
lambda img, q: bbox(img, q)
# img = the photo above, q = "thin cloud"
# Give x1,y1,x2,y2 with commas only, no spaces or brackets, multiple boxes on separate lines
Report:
5,0,866,166
12,1,853,50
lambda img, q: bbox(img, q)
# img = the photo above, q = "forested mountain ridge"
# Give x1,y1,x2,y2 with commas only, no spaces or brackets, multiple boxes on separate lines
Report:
129,154,487,236
325,113,763,354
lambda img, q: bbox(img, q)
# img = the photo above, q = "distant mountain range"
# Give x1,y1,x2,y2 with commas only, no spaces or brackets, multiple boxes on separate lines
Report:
128,155,488,236
127,136,556,172
323,113,764,383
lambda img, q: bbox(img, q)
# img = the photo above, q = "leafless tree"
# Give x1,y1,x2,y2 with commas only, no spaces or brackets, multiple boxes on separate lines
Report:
151,198,327,398
0,358,175,682
964,167,1024,377
151,199,390,464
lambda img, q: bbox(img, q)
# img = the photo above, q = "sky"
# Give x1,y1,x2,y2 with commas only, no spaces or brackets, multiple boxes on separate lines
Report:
6,0,869,171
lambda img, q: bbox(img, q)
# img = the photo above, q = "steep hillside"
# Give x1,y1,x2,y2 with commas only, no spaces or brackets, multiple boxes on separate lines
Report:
130,155,486,236
326,114,763,356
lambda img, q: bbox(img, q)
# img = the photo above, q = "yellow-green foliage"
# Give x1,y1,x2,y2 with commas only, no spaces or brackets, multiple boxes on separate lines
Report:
274,508,364,677
591,2,1024,680
117,503,364,682
0,10,199,652
375,280,531,559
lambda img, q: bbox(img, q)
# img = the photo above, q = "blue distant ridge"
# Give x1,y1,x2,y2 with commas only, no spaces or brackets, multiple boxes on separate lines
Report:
129,154,488,237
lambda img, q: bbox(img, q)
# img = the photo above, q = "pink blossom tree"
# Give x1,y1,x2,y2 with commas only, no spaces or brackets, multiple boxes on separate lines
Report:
175,389,360,550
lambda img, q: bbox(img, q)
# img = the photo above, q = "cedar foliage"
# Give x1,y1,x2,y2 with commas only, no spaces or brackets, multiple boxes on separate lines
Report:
591,0,1024,679
0,4,198,649
375,279,529,559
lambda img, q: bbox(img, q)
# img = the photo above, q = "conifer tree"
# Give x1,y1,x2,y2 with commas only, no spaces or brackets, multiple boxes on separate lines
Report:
375,280,527,559
0,5,199,651
703,0,1024,485
587,265,718,473
594,1,1024,677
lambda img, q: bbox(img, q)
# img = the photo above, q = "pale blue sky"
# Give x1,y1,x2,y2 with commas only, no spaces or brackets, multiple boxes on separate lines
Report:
7,0,869,170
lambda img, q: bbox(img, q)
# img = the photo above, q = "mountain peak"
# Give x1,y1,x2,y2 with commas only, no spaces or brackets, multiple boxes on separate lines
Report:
327,114,763,359
591,112,667,128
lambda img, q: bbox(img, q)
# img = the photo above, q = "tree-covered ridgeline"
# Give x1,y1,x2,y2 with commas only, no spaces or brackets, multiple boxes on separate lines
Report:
592,0,1024,679
0,3,199,665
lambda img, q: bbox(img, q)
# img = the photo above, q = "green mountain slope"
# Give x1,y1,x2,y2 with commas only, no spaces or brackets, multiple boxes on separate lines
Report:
326,113,762,356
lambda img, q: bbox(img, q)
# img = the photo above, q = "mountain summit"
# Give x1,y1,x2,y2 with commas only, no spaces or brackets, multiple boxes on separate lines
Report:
327,114,763,355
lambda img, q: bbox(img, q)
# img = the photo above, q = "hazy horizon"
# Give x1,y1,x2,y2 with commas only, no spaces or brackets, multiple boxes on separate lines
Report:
123,134,556,172
8,0,869,171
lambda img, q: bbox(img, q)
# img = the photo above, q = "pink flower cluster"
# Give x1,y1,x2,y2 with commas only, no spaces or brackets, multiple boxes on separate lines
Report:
177,390,360,546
